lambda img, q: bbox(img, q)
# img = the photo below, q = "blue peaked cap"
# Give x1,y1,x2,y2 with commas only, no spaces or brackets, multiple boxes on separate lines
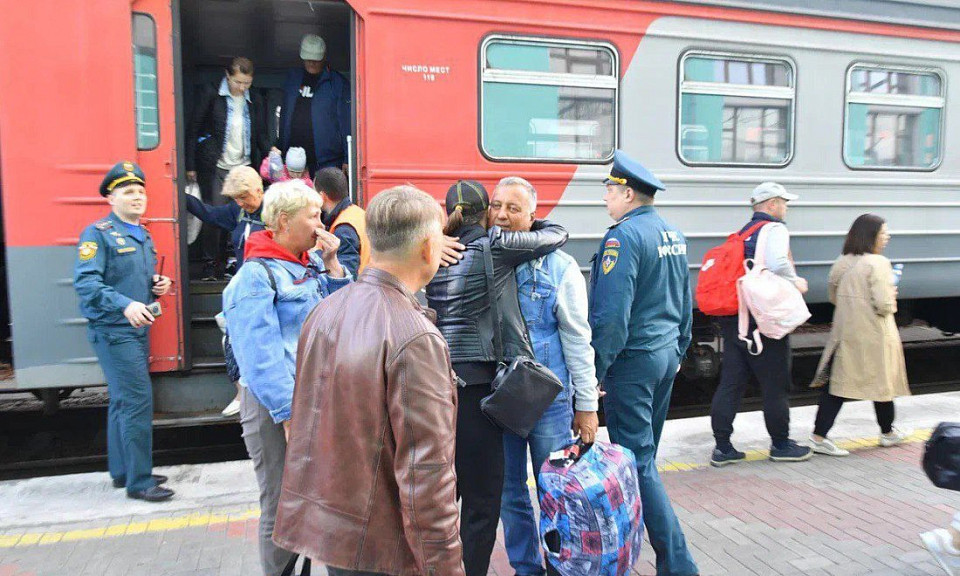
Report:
603,150,665,196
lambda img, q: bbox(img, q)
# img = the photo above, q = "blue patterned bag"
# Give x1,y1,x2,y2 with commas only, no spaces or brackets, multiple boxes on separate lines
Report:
538,440,643,576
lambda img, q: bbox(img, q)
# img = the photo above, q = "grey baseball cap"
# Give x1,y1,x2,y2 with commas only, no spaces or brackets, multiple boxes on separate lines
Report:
300,34,326,61
750,182,798,205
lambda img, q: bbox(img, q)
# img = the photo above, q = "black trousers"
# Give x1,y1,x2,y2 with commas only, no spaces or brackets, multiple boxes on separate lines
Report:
813,389,894,437
711,317,791,448
326,568,387,576
456,383,504,576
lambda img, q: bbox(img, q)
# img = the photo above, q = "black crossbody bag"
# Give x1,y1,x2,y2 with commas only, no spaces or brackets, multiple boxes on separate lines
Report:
479,238,564,438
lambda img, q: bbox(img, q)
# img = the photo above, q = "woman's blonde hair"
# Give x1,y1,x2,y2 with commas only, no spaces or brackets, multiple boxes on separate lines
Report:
221,165,262,199
261,180,322,231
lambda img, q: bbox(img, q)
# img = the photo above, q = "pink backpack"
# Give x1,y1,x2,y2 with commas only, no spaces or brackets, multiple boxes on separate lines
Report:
736,225,811,354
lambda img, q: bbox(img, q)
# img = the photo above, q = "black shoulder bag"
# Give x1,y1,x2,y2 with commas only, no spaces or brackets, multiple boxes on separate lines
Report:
479,238,564,439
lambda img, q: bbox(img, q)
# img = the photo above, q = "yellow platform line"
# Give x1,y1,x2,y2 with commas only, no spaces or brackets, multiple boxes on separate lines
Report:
655,427,932,474
0,507,260,548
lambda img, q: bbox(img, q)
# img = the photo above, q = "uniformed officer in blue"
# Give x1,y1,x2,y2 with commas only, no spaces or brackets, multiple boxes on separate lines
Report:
74,161,174,502
589,150,698,575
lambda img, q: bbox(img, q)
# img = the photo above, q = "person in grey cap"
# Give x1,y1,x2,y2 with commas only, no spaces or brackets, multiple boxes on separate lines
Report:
278,34,350,176
709,181,812,467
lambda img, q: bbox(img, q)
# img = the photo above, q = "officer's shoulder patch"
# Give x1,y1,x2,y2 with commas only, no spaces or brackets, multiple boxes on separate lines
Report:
78,241,98,261
601,238,620,275
94,220,113,230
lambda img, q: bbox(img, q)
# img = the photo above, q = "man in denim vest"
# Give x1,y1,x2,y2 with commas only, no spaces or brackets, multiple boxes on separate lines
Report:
489,176,600,576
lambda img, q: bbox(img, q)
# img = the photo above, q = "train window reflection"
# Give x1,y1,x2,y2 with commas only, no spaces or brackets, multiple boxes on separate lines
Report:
678,52,795,167
481,36,618,163
844,64,944,171
133,13,159,150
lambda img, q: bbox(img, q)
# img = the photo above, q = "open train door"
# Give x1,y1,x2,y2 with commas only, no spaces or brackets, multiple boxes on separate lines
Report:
0,0,184,396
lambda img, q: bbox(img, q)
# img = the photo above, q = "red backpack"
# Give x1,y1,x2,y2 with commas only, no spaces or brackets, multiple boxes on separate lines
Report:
695,221,769,316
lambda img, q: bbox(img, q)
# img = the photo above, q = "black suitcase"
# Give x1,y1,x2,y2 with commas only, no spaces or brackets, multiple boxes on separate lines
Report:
923,422,960,491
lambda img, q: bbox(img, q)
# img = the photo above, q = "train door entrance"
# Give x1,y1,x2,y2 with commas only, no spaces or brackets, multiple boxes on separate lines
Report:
175,0,357,372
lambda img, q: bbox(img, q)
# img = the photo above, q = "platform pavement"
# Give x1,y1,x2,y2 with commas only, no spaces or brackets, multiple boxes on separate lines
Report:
3,392,960,575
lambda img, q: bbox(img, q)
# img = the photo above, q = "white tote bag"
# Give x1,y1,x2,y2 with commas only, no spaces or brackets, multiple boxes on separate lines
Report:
736,226,811,355
184,182,203,245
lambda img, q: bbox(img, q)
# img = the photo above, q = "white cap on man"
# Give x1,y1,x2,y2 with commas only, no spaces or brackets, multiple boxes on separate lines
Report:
300,34,326,61
750,182,798,205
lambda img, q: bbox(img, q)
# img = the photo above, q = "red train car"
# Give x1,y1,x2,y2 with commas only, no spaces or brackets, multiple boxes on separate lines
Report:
2,0,959,416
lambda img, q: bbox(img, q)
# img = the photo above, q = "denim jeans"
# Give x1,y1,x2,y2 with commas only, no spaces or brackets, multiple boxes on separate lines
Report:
501,397,574,576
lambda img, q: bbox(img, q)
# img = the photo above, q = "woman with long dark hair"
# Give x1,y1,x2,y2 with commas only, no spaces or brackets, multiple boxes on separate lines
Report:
426,180,567,576
808,213,909,456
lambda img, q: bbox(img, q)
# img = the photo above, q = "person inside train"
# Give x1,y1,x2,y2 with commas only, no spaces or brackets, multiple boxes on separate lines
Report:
185,56,271,281
709,182,813,466
260,146,313,188
184,165,268,417
808,214,909,456
488,176,600,576
222,180,350,576
74,161,174,502
278,34,350,177
425,180,568,576
275,186,466,576
588,150,699,576
316,166,367,277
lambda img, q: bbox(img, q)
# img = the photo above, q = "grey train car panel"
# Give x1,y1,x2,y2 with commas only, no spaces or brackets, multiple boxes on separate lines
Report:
557,14,960,306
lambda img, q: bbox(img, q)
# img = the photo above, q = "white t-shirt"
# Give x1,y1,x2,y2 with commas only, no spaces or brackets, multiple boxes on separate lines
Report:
217,93,249,170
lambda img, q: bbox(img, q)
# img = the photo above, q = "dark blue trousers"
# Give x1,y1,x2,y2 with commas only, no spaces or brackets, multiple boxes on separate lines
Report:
604,347,698,576
88,326,155,494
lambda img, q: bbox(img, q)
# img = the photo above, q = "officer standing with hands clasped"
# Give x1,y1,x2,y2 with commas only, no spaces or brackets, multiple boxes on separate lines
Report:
589,151,699,576
74,161,174,502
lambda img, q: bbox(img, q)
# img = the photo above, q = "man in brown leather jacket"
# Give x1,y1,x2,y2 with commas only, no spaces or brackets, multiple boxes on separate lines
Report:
274,185,465,576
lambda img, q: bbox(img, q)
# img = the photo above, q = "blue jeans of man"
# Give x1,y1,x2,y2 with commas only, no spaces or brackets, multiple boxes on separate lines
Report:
604,347,698,576
501,397,574,575
88,326,156,494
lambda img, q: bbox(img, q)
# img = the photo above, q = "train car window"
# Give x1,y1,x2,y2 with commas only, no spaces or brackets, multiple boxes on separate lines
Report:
480,36,618,163
844,64,944,171
132,13,160,150
678,52,795,167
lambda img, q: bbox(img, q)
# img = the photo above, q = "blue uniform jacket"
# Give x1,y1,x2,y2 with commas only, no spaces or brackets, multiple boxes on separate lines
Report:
74,212,158,330
589,206,693,382
278,67,351,168
185,194,264,268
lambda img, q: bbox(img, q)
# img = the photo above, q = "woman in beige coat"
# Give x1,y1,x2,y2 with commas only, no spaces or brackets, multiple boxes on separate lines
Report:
809,214,910,457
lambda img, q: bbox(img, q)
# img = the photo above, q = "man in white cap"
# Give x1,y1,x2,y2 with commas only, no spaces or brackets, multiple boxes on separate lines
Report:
709,182,812,467
278,34,350,177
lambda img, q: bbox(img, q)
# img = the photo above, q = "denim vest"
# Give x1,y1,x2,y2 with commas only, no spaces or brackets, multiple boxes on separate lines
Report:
517,252,571,403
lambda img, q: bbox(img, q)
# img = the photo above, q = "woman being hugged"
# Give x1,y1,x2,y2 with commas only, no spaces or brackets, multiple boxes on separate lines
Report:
222,180,349,576
809,214,909,457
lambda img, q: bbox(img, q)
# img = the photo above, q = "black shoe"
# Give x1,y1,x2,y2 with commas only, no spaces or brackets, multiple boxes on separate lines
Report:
710,446,746,467
769,440,813,462
127,485,175,502
113,474,168,489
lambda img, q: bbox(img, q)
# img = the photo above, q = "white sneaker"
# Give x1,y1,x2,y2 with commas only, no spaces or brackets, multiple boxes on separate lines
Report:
921,529,960,575
809,435,850,457
880,427,909,447
221,398,241,417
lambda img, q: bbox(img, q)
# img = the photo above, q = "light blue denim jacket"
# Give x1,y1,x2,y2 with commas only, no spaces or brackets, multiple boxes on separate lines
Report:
222,252,351,423
518,249,599,412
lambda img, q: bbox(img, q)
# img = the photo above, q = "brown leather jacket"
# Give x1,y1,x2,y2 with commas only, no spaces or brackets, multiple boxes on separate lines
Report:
274,267,464,576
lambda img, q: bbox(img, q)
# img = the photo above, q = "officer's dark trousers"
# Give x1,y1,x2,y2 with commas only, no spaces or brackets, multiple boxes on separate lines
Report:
604,347,699,576
456,384,504,576
711,316,791,449
88,326,155,494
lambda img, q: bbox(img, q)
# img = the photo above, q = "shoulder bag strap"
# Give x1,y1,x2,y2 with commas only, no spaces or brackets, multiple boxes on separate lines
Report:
481,236,505,363
247,257,278,303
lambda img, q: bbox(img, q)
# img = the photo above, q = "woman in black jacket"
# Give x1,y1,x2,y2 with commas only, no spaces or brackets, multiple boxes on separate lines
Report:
185,56,270,279
426,180,568,576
